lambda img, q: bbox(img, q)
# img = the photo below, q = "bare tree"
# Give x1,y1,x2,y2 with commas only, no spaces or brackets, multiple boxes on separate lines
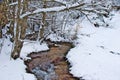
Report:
40,0,47,40
1,0,113,59
8,0,29,59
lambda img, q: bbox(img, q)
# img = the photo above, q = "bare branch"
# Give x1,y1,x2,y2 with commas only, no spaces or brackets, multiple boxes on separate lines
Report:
20,2,85,18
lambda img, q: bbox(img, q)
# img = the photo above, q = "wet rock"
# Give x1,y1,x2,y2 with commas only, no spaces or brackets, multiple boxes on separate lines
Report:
32,64,58,80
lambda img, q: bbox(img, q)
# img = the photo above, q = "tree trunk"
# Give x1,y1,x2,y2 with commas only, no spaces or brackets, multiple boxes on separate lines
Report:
11,0,21,59
11,0,28,59
9,21,14,42
20,0,28,40
11,20,21,59
40,0,47,40
8,0,16,42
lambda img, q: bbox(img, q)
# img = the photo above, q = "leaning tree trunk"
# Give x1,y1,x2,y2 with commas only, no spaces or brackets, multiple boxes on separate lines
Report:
11,0,21,59
11,20,21,59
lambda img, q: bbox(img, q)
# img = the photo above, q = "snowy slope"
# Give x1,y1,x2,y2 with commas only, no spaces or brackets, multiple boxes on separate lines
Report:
67,12,120,80
0,39,48,80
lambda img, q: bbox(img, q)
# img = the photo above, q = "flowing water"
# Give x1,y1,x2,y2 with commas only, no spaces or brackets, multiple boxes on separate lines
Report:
24,41,80,80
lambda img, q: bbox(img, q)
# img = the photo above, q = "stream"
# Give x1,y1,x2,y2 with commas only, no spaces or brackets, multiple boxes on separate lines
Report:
24,41,80,80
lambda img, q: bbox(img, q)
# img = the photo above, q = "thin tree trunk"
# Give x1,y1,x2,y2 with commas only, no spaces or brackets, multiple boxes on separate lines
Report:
11,0,21,59
11,0,28,59
40,0,47,40
9,0,16,42
20,0,28,40
9,21,14,42
11,21,20,59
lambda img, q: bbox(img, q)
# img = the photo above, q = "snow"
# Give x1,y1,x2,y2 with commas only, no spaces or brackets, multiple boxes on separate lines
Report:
66,12,120,80
9,1,24,6
20,41,49,59
0,39,49,80
20,12,31,19
21,2,84,18
9,2,18,6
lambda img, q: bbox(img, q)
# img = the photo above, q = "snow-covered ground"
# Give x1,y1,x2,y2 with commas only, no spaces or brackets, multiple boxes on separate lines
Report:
67,12,120,80
0,39,48,80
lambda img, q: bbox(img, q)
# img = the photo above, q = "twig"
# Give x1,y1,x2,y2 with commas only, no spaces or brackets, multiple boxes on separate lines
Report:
81,11,94,25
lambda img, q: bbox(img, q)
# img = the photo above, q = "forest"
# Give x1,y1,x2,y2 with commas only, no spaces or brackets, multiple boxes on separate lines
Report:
0,0,115,59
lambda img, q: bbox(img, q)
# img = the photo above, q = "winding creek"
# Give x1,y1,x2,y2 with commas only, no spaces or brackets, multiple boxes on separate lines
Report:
24,41,80,80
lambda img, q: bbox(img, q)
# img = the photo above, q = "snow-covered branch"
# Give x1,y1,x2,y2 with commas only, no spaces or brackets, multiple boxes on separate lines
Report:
20,2,85,18
9,0,23,6
9,2,18,6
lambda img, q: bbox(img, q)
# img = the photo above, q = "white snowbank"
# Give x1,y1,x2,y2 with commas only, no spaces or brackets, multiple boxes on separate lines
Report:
20,41,49,59
0,39,49,80
67,12,120,80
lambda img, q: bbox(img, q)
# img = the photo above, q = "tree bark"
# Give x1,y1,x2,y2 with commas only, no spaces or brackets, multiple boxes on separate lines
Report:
11,0,28,59
9,3,15,42
40,0,47,40
11,0,21,59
